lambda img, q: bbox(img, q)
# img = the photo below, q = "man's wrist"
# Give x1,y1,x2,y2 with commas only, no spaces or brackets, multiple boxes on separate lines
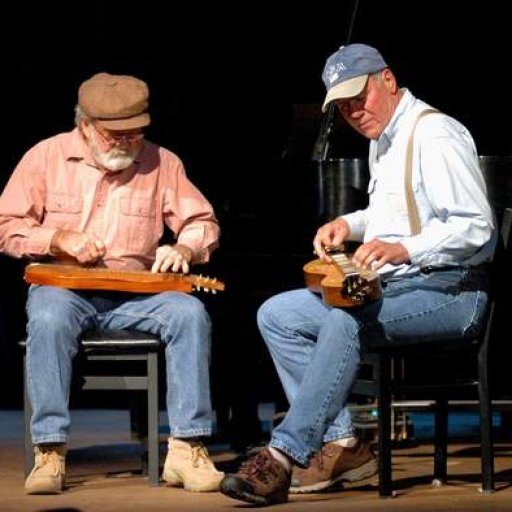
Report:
175,243,194,263
49,229,63,256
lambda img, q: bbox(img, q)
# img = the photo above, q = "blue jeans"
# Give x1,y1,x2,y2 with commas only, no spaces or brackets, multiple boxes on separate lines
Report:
257,267,490,466
26,285,213,444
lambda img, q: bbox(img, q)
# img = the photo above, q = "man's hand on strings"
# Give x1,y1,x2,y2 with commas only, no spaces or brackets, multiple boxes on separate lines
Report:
313,218,350,262
50,229,106,264
352,239,410,271
152,244,193,274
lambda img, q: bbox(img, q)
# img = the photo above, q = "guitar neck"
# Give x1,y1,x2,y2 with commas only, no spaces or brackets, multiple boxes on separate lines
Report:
331,253,359,277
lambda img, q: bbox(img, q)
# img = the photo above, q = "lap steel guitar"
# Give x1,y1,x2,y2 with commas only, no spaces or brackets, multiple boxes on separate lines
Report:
303,251,381,307
24,263,225,295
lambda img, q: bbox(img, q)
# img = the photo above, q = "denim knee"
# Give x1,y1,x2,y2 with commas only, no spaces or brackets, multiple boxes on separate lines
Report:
159,293,211,343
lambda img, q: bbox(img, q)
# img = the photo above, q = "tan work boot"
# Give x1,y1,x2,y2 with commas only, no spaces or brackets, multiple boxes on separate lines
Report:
162,438,224,492
290,439,377,493
25,445,66,495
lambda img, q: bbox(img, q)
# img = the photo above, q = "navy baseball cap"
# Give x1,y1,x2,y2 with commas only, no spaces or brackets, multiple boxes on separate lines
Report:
321,43,387,112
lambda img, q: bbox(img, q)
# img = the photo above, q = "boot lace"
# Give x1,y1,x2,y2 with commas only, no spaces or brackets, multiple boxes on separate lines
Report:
35,450,61,476
239,449,280,484
190,443,213,468
306,445,335,471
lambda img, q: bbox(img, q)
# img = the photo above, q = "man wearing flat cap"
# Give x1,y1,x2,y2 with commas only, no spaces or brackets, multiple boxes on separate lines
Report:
0,72,224,494
220,43,495,506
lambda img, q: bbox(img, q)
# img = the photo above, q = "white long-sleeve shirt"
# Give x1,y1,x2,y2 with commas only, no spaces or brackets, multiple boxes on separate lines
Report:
343,89,496,280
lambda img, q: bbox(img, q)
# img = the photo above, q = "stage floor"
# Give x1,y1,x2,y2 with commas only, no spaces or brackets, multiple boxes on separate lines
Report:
1,408,512,512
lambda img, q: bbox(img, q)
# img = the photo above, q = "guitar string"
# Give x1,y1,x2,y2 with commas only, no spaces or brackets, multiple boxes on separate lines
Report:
331,253,359,277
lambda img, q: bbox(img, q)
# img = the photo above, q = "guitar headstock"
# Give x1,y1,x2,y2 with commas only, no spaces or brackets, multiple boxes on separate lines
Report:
342,274,373,304
191,274,225,294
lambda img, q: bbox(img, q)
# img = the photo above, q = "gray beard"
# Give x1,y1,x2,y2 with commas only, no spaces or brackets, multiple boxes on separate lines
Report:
89,131,139,172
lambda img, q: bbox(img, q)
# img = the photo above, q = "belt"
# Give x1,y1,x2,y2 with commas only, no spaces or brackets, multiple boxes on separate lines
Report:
420,263,491,275
420,265,466,274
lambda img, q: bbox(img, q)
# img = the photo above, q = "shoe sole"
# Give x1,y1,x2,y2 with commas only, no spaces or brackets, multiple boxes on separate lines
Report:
25,482,63,495
220,480,288,506
162,470,223,492
25,475,65,495
289,457,378,494
25,488,62,495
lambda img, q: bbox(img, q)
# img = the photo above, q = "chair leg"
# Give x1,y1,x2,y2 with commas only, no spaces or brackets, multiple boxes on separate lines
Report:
130,393,151,480
433,397,448,484
478,348,494,493
129,395,148,440
377,352,393,497
147,351,160,486
23,354,33,476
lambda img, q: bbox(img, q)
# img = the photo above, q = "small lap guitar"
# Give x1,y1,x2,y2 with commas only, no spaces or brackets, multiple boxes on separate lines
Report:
303,252,381,307
24,263,225,295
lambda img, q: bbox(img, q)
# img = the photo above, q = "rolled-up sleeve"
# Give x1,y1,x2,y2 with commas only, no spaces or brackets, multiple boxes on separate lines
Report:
161,154,220,264
0,142,58,258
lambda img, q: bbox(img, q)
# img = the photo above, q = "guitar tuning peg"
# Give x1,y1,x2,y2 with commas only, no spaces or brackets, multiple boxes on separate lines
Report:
211,289,217,294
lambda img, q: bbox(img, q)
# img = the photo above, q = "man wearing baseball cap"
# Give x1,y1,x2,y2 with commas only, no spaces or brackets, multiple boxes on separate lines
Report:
321,43,388,111
0,72,224,494
220,43,495,506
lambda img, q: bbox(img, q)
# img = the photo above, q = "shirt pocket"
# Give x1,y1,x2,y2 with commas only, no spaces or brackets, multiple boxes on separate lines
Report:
375,178,414,218
120,195,158,254
44,194,83,229
368,175,420,237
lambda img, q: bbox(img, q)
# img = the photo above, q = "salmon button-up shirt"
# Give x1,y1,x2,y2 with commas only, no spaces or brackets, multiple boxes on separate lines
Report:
0,128,220,271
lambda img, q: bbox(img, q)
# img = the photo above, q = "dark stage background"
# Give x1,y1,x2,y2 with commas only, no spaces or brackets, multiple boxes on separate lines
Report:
1,1,510,446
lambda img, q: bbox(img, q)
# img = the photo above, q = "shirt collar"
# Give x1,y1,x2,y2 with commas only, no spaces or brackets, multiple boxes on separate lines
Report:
379,88,415,145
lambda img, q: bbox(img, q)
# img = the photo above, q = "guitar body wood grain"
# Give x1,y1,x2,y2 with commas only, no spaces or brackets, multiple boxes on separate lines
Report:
303,258,381,307
24,263,225,295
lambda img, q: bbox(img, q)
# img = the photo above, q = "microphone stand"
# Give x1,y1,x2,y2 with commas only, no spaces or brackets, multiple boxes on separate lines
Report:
312,103,336,219
312,0,360,220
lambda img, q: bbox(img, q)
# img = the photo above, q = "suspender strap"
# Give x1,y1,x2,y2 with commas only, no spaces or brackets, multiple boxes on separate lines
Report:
404,108,439,235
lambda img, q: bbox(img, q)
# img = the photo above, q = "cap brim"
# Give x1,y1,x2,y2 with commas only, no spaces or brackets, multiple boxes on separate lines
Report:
322,74,369,112
95,112,151,131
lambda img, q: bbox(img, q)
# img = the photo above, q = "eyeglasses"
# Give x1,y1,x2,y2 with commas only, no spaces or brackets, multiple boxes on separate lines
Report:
336,79,371,114
92,123,144,147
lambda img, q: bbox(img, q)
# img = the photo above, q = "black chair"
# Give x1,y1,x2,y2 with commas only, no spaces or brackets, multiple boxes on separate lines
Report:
364,206,512,497
20,329,161,486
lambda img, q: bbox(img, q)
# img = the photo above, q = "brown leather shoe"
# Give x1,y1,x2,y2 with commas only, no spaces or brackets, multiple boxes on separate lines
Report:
290,440,377,493
220,447,291,506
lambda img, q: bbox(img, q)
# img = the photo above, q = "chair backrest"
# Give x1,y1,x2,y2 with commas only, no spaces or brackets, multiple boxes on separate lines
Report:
488,207,512,395
500,207,512,247
393,205,512,396
364,208,512,497
494,207,512,291
352,207,512,403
